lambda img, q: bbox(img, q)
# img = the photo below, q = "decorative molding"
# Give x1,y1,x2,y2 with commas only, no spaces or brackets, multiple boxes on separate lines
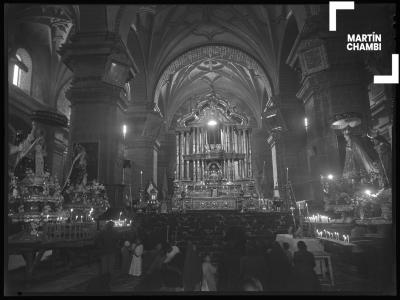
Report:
30,110,69,128
154,45,269,105
177,90,249,128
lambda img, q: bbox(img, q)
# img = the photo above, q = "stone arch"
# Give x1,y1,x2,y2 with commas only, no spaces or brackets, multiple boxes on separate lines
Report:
153,44,274,129
114,5,141,44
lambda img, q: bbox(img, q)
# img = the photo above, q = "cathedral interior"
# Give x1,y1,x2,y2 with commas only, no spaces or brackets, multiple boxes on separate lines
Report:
5,4,396,295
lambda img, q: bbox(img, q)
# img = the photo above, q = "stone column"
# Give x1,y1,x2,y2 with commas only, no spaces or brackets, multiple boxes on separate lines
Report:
241,129,245,178
60,31,133,206
225,126,230,152
235,129,239,153
243,129,248,177
126,136,160,194
200,160,204,181
238,159,242,180
232,128,236,153
222,126,225,151
185,132,189,179
226,126,230,152
238,129,242,154
200,127,203,152
176,132,180,179
192,128,196,154
288,15,371,178
248,129,253,178
180,131,184,180
267,130,286,202
195,160,198,181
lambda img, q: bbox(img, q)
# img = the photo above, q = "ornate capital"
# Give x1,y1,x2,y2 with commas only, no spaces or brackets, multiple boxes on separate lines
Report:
59,32,137,85
262,95,288,132
266,128,284,147
30,110,68,128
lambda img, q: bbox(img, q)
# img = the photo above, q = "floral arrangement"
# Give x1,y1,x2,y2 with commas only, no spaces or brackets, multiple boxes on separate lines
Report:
8,170,64,219
63,179,110,215
8,170,65,237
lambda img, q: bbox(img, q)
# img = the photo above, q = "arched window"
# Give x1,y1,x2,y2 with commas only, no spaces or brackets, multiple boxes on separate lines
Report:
11,48,32,94
57,82,72,124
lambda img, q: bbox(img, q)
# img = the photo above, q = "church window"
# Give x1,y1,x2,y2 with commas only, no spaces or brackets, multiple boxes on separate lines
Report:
11,49,32,94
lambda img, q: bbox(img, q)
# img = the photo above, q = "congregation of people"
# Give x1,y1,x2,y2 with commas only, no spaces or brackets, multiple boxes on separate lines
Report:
90,212,321,293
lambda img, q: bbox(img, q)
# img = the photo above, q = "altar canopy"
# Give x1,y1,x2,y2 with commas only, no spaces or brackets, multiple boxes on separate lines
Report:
172,91,257,211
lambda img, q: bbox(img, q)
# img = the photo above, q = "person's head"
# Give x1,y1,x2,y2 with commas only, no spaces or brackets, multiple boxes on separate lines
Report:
162,242,172,254
135,237,141,244
203,253,211,263
106,221,114,230
282,242,290,251
245,242,257,256
297,241,307,251
124,240,131,248
271,241,282,251
155,243,162,251
242,277,263,291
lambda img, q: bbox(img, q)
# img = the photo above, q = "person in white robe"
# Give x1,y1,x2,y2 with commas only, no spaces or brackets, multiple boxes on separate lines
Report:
129,238,143,277
201,254,217,291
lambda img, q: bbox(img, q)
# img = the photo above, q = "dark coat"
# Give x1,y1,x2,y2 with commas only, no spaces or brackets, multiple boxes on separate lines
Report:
291,250,320,291
121,246,131,274
183,243,202,291
96,228,119,255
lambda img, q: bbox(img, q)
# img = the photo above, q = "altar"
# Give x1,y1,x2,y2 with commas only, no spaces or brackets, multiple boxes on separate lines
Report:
171,92,258,211
183,197,239,210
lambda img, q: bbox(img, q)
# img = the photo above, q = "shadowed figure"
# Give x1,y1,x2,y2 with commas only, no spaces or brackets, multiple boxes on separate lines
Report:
218,239,244,291
266,241,292,291
290,241,320,292
239,241,268,291
183,241,202,291
120,241,131,275
95,221,119,276
129,238,143,277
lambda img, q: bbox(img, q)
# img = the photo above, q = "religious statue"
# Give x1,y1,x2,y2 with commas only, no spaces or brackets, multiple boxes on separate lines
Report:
368,133,392,187
63,144,88,192
342,127,380,181
9,121,43,175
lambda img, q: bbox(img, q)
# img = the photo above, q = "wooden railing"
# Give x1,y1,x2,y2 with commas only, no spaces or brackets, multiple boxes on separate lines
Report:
42,223,97,242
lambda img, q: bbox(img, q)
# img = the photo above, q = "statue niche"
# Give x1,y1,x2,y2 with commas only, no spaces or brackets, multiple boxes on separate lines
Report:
206,162,222,182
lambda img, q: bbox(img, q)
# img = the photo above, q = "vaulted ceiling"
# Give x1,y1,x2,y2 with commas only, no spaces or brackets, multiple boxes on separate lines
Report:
7,4,312,128
122,5,304,129
154,45,271,129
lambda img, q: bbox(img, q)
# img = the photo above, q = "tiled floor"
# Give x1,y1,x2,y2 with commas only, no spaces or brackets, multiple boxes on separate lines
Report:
5,252,391,295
